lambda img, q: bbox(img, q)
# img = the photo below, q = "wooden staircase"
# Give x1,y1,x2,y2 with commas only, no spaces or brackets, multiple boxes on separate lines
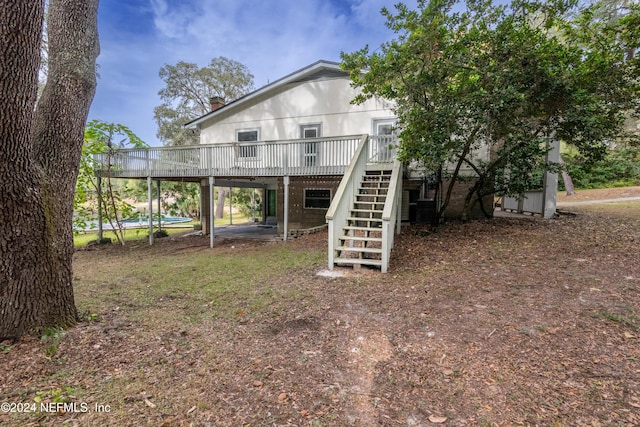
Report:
334,169,391,269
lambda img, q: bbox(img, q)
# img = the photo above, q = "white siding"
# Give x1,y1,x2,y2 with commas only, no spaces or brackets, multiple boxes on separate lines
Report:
199,77,394,144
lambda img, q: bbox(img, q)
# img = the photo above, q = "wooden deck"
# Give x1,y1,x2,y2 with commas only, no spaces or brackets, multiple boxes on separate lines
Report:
93,135,397,180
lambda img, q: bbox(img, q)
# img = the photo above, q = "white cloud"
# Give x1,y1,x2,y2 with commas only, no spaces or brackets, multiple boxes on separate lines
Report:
91,0,417,146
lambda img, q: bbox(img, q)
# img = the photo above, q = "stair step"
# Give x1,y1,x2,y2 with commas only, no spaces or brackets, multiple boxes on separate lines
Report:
353,206,384,211
347,217,383,223
362,177,391,183
343,225,382,232
337,246,382,254
361,181,390,186
334,257,383,267
339,235,383,242
350,209,383,214
359,188,389,193
356,194,387,199
354,200,386,206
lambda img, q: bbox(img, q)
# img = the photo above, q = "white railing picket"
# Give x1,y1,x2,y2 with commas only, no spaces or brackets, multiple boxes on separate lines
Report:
93,135,372,178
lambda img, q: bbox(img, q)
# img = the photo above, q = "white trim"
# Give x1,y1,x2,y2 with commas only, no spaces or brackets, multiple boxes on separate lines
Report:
300,123,322,138
372,117,397,136
236,128,260,141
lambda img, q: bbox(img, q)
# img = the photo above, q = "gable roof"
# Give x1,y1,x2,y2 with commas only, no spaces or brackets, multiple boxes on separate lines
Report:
185,60,348,129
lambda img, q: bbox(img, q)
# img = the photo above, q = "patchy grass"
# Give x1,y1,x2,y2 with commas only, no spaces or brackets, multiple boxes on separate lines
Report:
2,190,640,426
74,225,195,247
73,239,323,325
569,199,640,216
598,308,640,330
74,211,251,247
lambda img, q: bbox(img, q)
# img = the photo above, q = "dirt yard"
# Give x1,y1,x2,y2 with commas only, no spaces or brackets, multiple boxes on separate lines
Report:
1,189,639,426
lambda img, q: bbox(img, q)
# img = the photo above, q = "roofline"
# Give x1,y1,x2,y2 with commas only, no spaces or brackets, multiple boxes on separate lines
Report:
184,60,344,129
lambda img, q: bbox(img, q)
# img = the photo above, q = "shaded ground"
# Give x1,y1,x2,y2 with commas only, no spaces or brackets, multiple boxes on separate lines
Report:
1,190,640,426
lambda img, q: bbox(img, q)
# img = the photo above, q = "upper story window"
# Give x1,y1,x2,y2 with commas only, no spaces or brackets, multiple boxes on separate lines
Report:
300,124,321,139
300,124,322,167
372,118,397,162
373,118,397,136
236,129,259,158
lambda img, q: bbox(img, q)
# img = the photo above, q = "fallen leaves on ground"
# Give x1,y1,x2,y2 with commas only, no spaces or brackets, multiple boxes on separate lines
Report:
1,193,639,426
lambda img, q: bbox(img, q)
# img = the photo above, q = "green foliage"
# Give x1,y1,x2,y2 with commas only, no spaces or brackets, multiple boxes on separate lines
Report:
160,181,200,218
341,0,639,220
231,188,262,220
154,57,255,146
34,387,75,404
562,146,640,188
74,120,148,245
40,327,65,358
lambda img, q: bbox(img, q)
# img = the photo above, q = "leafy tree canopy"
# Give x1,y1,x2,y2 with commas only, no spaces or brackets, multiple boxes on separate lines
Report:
75,120,148,244
154,56,255,146
341,0,639,219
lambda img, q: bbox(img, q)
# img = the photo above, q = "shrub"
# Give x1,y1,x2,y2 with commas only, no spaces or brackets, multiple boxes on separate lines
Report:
562,147,640,189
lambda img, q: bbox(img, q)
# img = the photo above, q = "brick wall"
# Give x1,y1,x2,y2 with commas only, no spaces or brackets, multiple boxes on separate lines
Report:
442,178,494,219
277,176,342,234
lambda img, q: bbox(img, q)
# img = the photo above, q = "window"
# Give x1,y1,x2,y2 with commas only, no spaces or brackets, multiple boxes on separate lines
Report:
372,119,397,162
304,189,331,209
373,119,396,136
300,124,321,167
236,129,259,158
301,125,320,139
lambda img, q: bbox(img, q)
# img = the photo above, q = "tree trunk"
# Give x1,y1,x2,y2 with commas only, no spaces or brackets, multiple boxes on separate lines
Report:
558,155,576,196
215,189,228,219
0,0,99,339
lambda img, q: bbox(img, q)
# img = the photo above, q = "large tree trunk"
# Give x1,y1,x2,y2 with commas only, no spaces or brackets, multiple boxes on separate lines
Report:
0,0,99,339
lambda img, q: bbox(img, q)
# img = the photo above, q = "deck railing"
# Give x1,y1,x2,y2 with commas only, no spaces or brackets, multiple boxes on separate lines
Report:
326,135,370,269
93,135,387,178
381,159,403,273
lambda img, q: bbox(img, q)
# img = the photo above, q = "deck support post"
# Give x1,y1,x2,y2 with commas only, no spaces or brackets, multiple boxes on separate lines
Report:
148,176,154,246
209,176,214,248
199,184,203,225
157,180,162,231
543,137,560,219
229,187,233,225
396,176,402,235
283,176,289,241
262,188,267,225
97,176,103,241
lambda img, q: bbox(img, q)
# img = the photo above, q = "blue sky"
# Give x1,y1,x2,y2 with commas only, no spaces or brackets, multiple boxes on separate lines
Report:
89,0,417,146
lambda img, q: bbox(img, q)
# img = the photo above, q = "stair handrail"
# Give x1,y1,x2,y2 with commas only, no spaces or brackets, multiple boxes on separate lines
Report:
326,134,370,269
381,159,403,272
